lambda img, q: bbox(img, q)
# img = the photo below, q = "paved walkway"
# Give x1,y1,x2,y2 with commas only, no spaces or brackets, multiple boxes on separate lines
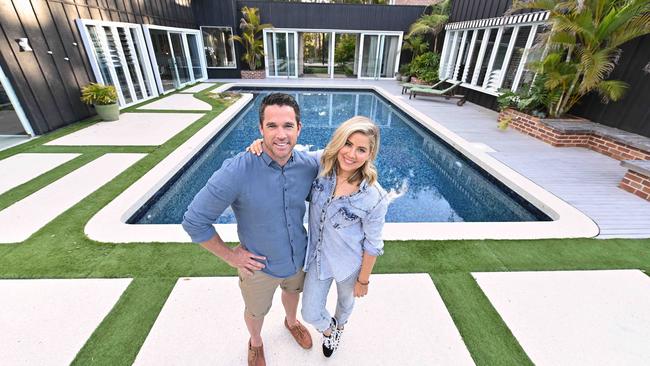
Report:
3,270,650,365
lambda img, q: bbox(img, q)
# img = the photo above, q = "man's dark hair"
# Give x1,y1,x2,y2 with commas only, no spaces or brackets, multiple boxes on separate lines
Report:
259,93,301,125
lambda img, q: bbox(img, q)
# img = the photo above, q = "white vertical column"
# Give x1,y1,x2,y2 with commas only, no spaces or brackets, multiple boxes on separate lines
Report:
444,32,459,80
481,27,504,88
512,24,538,91
495,26,520,89
461,30,478,82
452,30,468,80
470,28,490,85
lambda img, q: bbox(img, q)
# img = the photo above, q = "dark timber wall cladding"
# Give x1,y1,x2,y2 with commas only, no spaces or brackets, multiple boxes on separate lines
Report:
0,0,196,135
447,0,650,138
192,0,426,78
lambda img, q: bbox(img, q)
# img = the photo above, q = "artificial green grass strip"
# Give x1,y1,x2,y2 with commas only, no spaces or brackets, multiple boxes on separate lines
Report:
374,240,508,274
71,277,177,366
433,273,533,366
485,239,650,271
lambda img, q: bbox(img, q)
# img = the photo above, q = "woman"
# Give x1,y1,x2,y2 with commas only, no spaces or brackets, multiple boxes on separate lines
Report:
249,116,389,357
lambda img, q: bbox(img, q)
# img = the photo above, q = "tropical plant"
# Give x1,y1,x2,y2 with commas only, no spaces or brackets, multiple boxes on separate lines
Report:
497,74,561,118
409,52,440,83
402,35,429,62
510,0,650,118
230,7,272,71
407,0,450,53
80,83,117,105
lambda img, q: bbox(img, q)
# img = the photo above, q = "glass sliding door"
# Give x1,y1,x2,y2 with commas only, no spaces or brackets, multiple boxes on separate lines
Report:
360,34,380,78
186,33,205,79
143,25,207,94
169,32,190,87
264,30,298,78
359,33,401,79
77,19,157,108
379,35,399,78
149,29,177,92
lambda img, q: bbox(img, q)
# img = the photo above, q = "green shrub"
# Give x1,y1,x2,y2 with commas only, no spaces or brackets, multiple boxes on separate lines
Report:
399,64,411,76
80,83,118,105
409,52,440,83
497,75,560,118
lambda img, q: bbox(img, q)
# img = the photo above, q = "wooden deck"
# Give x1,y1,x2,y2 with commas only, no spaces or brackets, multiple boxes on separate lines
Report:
215,78,650,239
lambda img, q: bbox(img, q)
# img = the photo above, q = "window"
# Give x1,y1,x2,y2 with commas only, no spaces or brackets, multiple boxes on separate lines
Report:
201,26,236,68
440,11,549,95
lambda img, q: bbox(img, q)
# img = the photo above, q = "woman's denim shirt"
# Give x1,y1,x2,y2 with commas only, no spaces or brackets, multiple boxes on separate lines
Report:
304,169,389,282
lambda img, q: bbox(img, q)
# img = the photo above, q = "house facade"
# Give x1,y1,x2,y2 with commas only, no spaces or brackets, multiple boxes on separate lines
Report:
0,0,647,137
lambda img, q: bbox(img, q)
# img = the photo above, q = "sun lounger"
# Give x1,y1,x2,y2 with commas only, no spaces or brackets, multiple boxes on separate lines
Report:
409,80,466,106
400,79,448,94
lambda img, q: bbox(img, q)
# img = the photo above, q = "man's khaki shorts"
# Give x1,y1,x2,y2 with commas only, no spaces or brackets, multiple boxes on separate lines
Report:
238,269,305,319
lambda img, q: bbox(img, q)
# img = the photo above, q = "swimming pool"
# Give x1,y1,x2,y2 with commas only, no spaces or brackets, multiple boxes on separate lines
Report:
130,88,549,225
86,82,598,242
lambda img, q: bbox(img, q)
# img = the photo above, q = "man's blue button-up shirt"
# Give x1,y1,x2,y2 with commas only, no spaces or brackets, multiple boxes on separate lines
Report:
182,150,319,278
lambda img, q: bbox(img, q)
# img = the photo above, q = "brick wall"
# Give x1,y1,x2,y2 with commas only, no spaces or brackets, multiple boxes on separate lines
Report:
619,170,650,201
499,109,650,161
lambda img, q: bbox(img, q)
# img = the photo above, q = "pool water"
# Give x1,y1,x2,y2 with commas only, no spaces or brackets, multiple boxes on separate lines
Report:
130,88,549,224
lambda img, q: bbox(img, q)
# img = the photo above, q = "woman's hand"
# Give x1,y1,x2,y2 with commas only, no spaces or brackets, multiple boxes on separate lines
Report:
354,281,369,297
245,138,264,156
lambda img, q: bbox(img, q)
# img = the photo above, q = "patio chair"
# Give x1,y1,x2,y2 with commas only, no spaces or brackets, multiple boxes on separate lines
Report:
409,80,466,106
400,78,448,94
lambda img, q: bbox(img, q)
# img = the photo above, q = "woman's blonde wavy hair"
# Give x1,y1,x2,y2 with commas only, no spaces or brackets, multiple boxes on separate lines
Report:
320,116,380,186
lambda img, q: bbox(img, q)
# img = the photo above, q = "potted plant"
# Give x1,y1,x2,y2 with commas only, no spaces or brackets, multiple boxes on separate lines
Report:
80,83,119,121
231,6,272,79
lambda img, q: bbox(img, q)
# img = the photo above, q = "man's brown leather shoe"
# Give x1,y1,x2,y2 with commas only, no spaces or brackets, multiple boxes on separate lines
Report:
248,340,266,366
284,318,313,349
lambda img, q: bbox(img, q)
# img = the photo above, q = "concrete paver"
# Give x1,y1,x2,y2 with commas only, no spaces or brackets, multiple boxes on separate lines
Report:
0,278,131,366
474,270,650,365
0,153,145,243
45,113,203,146
134,274,474,366
0,153,79,195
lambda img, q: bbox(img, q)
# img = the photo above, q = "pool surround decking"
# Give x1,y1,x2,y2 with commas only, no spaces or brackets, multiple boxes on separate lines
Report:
85,83,599,243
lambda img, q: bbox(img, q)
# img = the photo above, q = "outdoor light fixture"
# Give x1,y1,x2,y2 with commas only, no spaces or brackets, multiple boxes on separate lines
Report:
16,38,32,52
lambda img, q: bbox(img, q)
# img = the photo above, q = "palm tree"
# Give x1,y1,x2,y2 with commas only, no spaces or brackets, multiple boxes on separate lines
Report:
407,0,450,53
511,0,650,117
402,35,430,62
231,7,272,71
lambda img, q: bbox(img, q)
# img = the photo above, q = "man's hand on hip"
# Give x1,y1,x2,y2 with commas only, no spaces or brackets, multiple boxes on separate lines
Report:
226,245,266,276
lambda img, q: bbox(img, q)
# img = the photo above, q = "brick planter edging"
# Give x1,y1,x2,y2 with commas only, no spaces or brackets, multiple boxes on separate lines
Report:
619,161,650,202
498,108,650,161
619,170,650,201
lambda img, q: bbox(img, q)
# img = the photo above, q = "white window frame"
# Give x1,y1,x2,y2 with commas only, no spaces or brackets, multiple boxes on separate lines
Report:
76,19,158,108
0,63,34,136
142,25,207,94
263,28,402,80
439,11,549,96
200,26,237,69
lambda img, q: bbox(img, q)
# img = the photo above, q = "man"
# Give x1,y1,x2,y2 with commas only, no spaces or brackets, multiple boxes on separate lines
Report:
182,93,319,366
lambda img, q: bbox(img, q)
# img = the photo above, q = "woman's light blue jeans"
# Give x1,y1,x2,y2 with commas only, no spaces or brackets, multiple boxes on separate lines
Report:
301,265,358,333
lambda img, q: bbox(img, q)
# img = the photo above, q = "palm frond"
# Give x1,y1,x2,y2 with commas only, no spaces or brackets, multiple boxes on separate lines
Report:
595,79,628,103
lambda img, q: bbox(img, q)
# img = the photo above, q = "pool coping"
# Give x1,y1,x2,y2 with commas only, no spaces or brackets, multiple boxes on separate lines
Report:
85,83,599,243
